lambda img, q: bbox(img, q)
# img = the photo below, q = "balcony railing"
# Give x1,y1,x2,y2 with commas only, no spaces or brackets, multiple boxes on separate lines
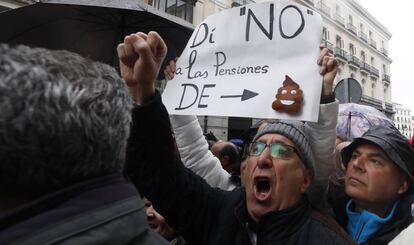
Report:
347,23,357,35
370,66,379,78
348,55,360,68
382,74,390,83
334,13,345,26
322,39,334,53
381,47,388,57
369,39,377,49
334,47,348,61
361,62,371,73
361,95,394,115
317,1,331,16
359,31,368,43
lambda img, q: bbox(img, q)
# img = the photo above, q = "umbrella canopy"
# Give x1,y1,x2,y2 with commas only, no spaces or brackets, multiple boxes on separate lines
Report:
336,103,396,141
0,0,194,79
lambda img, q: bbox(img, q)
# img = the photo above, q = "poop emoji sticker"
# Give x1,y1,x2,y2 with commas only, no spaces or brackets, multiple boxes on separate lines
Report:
272,75,304,114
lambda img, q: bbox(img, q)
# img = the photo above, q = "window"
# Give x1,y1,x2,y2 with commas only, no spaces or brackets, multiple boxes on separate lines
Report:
336,35,343,48
370,57,375,66
336,4,341,13
349,43,355,55
360,51,366,62
151,0,194,23
361,79,366,94
322,27,329,40
371,83,375,97
349,15,353,24
360,23,364,32
383,64,387,74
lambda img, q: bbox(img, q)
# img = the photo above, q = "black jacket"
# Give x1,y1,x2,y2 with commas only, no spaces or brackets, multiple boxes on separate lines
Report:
328,182,414,245
0,173,168,245
125,91,355,245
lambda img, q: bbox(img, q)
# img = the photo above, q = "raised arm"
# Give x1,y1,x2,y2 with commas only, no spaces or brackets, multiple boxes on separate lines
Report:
305,46,339,209
118,32,230,244
308,46,339,181
165,59,236,190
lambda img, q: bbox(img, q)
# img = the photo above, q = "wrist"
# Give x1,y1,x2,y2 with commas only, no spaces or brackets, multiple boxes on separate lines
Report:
320,92,335,104
128,85,155,105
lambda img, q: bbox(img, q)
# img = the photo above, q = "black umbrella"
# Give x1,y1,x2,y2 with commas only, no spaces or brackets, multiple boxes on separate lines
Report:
0,0,194,78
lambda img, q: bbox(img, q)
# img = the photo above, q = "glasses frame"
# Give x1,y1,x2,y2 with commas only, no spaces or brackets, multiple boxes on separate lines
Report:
248,141,299,160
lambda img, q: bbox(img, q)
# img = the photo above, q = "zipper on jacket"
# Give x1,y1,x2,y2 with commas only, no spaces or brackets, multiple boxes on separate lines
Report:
356,222,367,242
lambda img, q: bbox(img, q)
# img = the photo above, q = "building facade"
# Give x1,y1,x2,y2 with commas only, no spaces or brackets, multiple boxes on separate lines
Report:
300,0,393,117
191,0,395,140
393,103,413,138
412,116,414,139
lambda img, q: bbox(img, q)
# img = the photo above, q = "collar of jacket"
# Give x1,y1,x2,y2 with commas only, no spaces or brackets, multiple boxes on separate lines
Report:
333,186,414,244
346,200,398,244
0,173,143,244
234,193,312,244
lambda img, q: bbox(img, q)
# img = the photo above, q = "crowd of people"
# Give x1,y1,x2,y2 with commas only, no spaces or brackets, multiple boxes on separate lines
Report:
0,29,413,245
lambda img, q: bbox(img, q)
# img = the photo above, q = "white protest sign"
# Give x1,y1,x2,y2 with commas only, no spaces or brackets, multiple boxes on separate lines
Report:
162,0,323,122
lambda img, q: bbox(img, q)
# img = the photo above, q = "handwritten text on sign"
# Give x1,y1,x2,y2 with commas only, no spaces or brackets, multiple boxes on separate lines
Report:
162,0,322,122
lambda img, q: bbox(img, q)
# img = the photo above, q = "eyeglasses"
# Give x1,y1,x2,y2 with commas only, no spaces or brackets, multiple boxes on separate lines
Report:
248,141,299,160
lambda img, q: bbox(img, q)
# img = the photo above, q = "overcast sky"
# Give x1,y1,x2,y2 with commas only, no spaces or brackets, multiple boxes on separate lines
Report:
357,0,414,112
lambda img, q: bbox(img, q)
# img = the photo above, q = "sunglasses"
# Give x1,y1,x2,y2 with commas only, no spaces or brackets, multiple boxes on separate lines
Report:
249,141,299,160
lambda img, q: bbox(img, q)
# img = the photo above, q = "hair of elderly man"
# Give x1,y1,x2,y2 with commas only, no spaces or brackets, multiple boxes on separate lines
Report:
0,44,133,201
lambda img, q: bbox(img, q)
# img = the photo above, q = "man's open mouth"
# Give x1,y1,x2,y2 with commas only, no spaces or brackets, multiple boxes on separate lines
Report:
254,177,271,201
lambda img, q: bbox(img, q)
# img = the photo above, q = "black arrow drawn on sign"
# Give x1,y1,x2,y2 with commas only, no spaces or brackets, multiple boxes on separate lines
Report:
220,89,259,101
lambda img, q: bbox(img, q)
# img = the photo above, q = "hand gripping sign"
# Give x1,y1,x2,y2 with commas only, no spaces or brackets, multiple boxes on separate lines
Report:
162,0,322,122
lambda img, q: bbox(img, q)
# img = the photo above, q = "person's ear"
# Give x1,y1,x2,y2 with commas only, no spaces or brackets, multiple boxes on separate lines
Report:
300,169,312,193
397,177,409,195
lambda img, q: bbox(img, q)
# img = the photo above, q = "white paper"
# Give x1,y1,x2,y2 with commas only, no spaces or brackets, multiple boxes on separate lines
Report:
162,0,323,122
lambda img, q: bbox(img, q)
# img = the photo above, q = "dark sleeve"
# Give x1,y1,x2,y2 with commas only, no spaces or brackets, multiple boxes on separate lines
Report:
124,90,225,244
325,180,349,229
320,93,336,104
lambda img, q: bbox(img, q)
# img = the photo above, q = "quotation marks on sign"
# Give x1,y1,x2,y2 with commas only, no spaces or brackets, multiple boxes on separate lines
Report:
239,4,307,42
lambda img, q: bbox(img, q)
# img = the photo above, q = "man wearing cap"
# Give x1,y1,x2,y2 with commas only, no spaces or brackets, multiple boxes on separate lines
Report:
119,32,354,245
328,126,414,244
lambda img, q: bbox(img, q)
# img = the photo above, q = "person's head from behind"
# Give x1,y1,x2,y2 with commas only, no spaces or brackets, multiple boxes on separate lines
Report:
244,121,314,221
211,141,241,174
341,126,414,216
0,44,132,206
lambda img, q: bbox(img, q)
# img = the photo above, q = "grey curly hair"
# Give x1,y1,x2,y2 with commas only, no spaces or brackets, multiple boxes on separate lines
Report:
0,44,133,199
